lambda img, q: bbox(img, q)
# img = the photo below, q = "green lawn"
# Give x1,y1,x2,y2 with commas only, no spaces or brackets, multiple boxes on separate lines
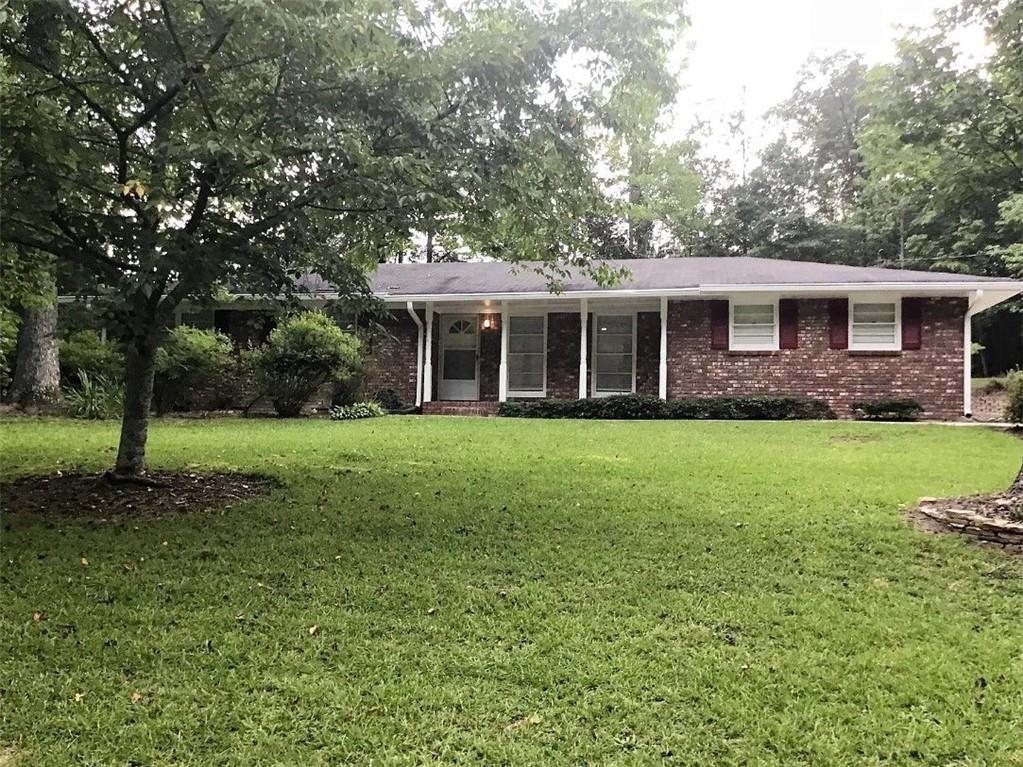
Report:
2,417,1022,766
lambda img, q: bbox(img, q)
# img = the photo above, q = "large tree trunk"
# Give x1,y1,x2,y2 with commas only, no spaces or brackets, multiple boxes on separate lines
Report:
113,334,158,477
9,297,60,408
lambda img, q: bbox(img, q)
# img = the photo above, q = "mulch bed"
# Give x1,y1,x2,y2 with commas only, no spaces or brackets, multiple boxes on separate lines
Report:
908,490,1023,553
1,472,277,519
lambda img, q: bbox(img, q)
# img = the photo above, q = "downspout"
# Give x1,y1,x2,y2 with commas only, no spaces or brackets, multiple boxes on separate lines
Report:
963,290,982,418
407,301,424,407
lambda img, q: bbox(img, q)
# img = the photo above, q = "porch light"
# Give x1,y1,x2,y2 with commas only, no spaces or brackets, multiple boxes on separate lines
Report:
482,316,495,330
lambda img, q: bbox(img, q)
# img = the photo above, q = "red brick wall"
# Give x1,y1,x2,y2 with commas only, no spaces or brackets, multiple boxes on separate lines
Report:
547,312,586,398
636,311,660,396
360,298,967,419
359,311,422,406
665,297,965,419
478,316,500,401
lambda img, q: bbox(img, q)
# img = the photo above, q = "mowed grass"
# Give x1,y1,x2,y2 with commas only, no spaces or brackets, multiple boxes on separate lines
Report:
1,417,1022,766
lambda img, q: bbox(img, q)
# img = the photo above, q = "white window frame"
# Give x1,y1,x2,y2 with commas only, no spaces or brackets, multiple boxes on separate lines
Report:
590,313,637,397
729,297,779,351
506,312,547,398
848,296,902,352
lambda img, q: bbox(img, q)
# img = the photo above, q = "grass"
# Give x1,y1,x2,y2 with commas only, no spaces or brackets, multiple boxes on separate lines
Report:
972,376,1003,392
2,416,1022,766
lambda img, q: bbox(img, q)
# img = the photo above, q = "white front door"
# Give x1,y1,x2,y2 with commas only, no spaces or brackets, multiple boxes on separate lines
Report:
439,315,479,400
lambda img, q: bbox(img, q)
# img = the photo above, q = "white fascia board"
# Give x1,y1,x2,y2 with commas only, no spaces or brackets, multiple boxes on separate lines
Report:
192,281,1021,309
695,281,1022,295
378,281,1021,305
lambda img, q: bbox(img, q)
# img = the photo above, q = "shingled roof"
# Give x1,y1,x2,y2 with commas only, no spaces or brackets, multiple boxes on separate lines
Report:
366,257,1011,298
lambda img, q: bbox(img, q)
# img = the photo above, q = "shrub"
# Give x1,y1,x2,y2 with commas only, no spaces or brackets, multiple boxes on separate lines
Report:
1004,371,1023,423
851,398,924,422
0,307,18,395
373,388,405,412
978,377,1006,393
60,330,124,387
330,401,386,420
668,396,835,420
256,312,362,417
153,326,235,413
498,394,834,420
332,368,365,408
62,371,123,419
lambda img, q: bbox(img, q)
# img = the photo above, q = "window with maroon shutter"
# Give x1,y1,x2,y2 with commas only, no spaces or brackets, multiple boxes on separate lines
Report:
902,298,922,350
828,299,848,349
709,300,728,350
779,299,798,349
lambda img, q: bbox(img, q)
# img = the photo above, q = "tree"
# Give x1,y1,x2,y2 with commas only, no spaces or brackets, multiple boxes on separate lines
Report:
856,0,1023,369
8,274,60,408
577,0,699,258
692,52,877,264
857,0,1022,275
1,0,676,476
2,3,63,407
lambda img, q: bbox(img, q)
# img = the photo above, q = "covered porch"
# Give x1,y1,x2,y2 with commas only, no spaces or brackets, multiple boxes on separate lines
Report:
400,297,671,407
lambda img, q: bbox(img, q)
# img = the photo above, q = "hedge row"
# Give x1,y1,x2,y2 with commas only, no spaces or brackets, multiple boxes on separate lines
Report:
850,398,924,422
498,394,835,420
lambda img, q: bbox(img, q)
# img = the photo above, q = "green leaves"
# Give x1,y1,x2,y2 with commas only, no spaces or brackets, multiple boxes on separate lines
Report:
856,0,1022,275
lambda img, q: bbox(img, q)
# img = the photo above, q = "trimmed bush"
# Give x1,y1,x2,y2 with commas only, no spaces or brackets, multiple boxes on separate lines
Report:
498,394,834,420
62,371,123,419
330,401,386,420
60,330,124,387
669,396,835,420
256,312,362,417
1004,371,1023,423
373,388,404,412
154,326,235,413
851,398,924,422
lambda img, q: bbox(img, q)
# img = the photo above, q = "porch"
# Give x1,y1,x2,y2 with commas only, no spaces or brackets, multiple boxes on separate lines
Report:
406,297,670,406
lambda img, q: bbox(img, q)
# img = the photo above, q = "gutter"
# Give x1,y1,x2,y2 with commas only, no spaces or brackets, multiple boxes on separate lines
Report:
963,290,984,418
406,301,424,407
375,281,1022,304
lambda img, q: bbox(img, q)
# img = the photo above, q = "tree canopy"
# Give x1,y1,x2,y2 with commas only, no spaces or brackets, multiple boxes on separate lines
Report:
0,0,685,473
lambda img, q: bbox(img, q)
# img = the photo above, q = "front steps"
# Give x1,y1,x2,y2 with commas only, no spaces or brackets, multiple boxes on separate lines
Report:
421,401,500,417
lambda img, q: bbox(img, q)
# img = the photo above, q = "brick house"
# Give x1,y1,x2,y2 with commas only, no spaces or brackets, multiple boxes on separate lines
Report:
348,257,1019,420
188,257,1019,419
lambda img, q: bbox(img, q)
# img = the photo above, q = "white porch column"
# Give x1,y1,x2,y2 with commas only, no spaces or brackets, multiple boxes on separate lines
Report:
499,302,509,402
578,297,588,399
659,296,668,400
407,301,424,407
423,302,434,403
964,293,977,417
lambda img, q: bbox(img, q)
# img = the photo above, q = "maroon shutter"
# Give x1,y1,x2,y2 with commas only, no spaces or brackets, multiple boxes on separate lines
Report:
828,299,848,350
779,299,798,349
902,297,922,350
710,300,729,350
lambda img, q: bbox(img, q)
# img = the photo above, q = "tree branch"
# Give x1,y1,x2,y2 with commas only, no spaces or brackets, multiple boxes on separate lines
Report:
67,9,146,101
184,178,212,235
126,15,234,135
48,212,135,272
3,221,128,278
1,41,125,135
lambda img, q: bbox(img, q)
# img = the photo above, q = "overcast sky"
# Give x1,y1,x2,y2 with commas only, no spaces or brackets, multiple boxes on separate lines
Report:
672,0,974,169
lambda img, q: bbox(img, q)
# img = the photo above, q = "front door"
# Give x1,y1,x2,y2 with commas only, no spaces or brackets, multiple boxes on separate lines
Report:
438,315,479,400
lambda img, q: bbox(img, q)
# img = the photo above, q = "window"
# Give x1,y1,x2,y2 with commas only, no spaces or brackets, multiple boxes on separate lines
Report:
593,314,634,395
507,315,545,395
730,302,777,350
850,300,900,350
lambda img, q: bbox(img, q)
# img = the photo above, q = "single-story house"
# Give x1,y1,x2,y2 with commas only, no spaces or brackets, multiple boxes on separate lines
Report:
193,257,1021,420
